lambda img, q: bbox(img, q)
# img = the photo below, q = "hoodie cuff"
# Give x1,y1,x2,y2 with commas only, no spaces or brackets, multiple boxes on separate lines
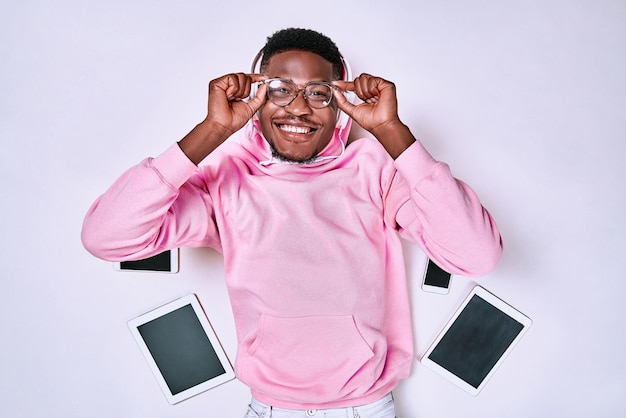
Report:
150,143,199,189
393,140,441,185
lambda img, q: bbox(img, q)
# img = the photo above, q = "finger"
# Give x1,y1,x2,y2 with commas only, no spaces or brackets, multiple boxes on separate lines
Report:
352,74,368,102
229,73,251,100
208,77,232,109
246,82,267,113
331,80,355,92
332,87,357,116
236,73,269,103
243,73,269,99
248,73,267,83
224,73,258,101
354,73,381,102
218,74,241,101
236,73,248,97
226,74,265,102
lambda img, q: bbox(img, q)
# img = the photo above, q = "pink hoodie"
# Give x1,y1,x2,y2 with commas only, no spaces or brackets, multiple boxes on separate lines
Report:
82,124,502,409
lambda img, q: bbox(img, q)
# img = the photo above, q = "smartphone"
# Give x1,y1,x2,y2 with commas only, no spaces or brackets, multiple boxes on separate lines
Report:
113,249,179,273
422,258,452,294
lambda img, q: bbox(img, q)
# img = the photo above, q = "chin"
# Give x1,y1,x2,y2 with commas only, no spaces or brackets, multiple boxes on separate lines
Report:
270,144,319,164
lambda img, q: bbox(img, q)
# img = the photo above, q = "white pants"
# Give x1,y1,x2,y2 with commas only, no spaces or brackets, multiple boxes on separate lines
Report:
244,393,396,418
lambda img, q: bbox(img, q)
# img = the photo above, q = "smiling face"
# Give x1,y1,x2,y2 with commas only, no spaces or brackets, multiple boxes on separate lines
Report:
258,50,338,163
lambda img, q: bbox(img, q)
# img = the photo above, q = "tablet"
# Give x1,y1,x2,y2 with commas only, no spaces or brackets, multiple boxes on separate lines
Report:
114,249,179,273
128,294,235,404
420,286,531,396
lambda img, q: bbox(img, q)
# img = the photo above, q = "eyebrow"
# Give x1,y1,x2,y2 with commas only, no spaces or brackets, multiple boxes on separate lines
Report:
267,76,332,85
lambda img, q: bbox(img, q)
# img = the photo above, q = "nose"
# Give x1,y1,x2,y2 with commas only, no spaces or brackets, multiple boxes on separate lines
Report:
284,90,312,116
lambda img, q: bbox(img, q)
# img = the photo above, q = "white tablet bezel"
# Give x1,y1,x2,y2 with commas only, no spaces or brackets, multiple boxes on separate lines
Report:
127,294,235,404
113,248,179,273
420,286,532,396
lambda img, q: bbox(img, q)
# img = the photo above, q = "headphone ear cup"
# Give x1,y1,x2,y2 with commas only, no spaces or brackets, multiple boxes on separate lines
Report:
336,54,354,132
250,82,258,101
249,48,264,102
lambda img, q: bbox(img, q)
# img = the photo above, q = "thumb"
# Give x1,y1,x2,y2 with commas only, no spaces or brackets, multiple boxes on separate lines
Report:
332,85,357,118
246,82,267,114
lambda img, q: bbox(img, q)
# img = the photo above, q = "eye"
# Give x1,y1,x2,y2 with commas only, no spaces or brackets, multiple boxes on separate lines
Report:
267,80,295,98
273,87,291,95
306,84,332,101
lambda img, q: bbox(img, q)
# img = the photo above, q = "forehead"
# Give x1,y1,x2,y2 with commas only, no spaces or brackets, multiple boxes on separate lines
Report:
264,50,334,82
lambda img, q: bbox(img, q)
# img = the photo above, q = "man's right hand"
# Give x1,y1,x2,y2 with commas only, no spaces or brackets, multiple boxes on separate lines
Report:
179,73,267,165
206,73,268,138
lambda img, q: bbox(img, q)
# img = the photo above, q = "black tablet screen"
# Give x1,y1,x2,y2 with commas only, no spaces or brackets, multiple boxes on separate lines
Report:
427,295,524,388
137,304,226,395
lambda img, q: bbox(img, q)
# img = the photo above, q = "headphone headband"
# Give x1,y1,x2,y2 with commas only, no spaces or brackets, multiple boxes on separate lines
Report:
251,48,352,81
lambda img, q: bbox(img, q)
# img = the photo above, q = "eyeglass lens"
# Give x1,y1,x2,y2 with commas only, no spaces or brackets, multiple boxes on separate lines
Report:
266,79,332,108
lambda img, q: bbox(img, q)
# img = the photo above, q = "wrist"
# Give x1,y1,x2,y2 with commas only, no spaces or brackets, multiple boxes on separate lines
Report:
178,119,231,165
371,119,416,159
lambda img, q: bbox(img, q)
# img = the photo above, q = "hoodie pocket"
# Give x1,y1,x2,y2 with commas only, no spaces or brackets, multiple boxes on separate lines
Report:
240,314,376,402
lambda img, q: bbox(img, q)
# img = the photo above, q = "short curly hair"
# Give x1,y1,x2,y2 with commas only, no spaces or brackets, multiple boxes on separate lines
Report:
260,28,344,80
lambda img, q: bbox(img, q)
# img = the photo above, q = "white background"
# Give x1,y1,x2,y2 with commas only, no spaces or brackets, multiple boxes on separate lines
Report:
2,1,625,417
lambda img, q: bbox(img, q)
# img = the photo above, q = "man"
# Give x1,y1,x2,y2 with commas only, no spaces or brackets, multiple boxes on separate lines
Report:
82,28,502,417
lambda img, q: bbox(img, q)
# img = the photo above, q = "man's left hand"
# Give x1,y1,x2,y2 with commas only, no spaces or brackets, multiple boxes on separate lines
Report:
333,74,415,159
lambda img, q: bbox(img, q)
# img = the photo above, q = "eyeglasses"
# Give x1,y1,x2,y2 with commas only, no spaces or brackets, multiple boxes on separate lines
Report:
260,78,334,109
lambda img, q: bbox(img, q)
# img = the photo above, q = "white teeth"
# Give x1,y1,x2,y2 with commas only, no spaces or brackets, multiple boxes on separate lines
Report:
279,124,311,134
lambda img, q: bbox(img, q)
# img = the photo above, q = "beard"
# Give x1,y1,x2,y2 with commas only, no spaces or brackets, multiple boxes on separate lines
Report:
268,142,320,165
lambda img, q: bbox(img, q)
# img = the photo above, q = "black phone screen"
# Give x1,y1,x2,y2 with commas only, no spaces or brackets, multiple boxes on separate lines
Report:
424,259,451,288
120,250,172,272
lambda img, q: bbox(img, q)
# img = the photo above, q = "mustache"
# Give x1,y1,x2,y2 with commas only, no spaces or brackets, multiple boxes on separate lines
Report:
271,115,321,127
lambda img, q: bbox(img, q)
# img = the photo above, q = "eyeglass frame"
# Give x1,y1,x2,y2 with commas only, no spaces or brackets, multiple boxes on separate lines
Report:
258,78,336,109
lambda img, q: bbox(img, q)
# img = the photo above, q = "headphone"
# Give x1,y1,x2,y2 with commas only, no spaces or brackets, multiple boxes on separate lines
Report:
249,48,354,135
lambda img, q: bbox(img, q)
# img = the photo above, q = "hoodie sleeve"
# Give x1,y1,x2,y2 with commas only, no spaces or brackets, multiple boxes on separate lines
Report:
386,140,503,276
81,144,222,261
